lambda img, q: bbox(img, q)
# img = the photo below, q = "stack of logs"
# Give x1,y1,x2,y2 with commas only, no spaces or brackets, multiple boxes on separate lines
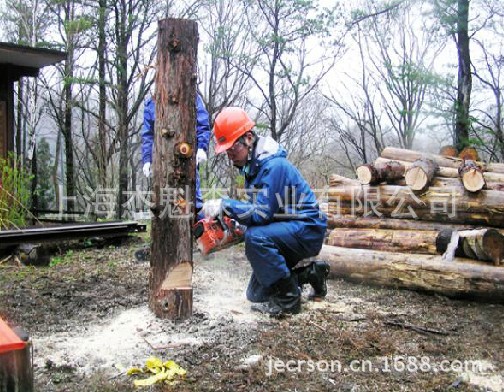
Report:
320,146,504,302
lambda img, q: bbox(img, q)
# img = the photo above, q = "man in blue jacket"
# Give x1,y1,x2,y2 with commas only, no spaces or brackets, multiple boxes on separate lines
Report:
141,94,210,218
202,107,329,316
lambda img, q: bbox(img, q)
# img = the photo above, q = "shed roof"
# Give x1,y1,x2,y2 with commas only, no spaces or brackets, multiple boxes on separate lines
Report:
0,42,66,74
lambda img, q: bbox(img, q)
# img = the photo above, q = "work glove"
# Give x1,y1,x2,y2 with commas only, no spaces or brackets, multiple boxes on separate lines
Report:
201,199,223,219
196,148,208,165
142,162,151,178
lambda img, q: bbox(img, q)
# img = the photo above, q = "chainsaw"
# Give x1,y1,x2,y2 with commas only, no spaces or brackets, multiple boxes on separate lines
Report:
193,215,246,256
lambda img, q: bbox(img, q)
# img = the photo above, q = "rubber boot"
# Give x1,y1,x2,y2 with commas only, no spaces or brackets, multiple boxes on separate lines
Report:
251,275,301,316
294,261,330,299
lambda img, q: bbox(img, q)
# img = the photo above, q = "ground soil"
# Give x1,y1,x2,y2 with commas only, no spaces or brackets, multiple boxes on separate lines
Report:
0,231,503,392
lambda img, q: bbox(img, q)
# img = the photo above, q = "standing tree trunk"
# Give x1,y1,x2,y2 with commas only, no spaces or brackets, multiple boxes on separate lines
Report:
115,0,130,219
97,0,108,189
61,1,76,213
149,18,198,320
15,80,23,160
63,48,75,213
455,0,471,151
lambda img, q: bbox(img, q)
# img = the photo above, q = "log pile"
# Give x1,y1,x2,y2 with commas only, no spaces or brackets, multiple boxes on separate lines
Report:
321,147,504,302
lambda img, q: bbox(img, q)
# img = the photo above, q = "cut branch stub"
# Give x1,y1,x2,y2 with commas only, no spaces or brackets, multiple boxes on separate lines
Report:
404,159,439,192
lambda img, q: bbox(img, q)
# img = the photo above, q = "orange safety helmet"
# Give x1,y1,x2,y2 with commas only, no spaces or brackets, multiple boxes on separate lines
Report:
214,107,255,154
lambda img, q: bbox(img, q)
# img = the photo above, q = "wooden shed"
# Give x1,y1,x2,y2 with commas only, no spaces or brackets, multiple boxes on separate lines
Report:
0,42,66,160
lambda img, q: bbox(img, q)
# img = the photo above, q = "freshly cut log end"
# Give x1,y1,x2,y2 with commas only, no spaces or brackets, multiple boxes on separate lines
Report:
482,229,504,266
458,160,486,192
439,145,458,157
436,228,504,266
459,147,480,161
462,169,486,192
404,159,439,192
405,167,428,191
356,161,405,185
356,165,376,185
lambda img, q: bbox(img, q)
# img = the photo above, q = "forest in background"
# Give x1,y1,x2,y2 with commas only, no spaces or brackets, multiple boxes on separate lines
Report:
0,0,503,220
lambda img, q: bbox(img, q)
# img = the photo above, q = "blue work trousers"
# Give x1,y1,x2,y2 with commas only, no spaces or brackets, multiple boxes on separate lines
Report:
244,220,325,302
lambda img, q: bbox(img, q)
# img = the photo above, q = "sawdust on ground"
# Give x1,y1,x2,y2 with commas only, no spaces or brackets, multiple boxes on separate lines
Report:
0,235,503,391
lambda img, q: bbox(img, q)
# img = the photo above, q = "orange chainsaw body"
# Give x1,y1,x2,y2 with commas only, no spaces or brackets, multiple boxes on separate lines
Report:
194,216,245,256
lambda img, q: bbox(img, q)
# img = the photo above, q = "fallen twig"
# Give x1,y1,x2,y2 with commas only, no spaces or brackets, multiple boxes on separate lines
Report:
141,336,182,350
308,320,327,332
384,319,449,336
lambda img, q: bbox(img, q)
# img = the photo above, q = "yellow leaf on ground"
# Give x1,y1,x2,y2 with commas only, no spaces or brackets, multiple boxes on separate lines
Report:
128,357,187,387
145,356,163,369
126,367,144,375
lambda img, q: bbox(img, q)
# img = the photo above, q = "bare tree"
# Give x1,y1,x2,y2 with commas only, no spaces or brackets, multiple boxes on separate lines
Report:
432,0,472,150
197,0,256,191
240,0,342,145
469,6,504,161
363,1,445,149
324,25,387,167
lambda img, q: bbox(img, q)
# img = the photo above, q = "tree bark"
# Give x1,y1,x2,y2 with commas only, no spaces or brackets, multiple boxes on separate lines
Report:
375,157,504,183
397,176,502,191
149,18,198,320
327,184,504,227
328,204,504,228
455,0,471,152
356,161,405,185
319,245,504,302
381,146,504,174
329,173,360,187
97,0,108,189
63,19,75,213
458,160,486,192
116,0,131,219
327,227,504,264
327,215,481,232
404,159,439,192
327,228,439,254
0,319,32,392
0,345,32,392
328,184,504,212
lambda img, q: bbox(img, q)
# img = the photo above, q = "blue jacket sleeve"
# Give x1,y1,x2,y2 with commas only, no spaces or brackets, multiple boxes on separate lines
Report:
141,98,155,164
222,159,293,226
196,94,210,152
